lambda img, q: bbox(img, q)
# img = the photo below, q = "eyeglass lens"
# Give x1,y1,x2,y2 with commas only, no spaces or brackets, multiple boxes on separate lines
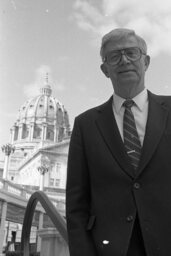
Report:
106,47,141,65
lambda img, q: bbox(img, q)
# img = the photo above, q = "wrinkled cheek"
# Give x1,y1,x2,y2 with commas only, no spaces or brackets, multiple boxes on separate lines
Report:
109,73,118,85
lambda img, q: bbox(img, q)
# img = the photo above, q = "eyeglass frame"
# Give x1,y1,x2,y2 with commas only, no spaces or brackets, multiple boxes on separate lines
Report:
103,47,146,66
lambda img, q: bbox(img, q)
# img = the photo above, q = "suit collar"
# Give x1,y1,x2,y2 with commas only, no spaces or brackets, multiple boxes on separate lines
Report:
137,91,169,176
96,97,136,178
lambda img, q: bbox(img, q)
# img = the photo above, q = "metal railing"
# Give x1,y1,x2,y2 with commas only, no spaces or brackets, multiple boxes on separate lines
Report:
21,191,68,256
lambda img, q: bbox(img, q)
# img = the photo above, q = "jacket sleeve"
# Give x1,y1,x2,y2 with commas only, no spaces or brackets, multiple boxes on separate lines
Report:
66,117,97,256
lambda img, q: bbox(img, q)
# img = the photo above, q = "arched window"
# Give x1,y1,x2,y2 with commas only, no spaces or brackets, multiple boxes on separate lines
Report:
22,124,29,139
33,125,42,139
14,126,19,141
46,125,54,141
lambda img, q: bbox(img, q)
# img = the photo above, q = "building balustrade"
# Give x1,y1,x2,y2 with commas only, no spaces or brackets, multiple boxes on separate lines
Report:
0,178,65,215
21,191,68,256
0,178,32,200
8,185,23,196
0,178,66,255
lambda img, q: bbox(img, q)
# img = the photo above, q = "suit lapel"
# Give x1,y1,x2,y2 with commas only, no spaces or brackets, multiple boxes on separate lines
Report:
137,91,169,176
95,93,170,179
95,97,135,178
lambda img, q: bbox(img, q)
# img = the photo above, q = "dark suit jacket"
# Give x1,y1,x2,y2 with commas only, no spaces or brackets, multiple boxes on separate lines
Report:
66,91,171,256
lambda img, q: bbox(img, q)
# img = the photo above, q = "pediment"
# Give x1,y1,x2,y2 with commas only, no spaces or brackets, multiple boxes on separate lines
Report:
40,139,70,155
18,139,70,171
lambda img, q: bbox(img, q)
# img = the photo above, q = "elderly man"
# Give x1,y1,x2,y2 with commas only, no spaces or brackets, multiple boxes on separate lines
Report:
66,28,171,256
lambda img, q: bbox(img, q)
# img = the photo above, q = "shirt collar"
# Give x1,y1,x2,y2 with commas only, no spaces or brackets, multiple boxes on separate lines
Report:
133,89,148,111
113,89,148,113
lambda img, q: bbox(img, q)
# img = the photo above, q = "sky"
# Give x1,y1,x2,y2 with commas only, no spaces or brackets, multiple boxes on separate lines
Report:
1,0,171,155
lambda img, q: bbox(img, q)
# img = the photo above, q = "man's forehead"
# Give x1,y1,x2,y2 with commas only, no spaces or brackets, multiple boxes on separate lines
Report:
103,36,140,51
101,28,147,55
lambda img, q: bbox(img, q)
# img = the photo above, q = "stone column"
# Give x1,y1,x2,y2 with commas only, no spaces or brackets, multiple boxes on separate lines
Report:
37,212,44,252
3,156,8,180
0,201,8,256
42,124,47,141
1,144,15,180
54,124,59,142
37,228,69,256
18,123,23,140
37,166,49,191
37,156,50,191
10,127,15,144
29,123,34,142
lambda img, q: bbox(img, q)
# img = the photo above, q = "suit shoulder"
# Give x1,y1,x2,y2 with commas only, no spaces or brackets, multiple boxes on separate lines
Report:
149,91,171,108
75,97,112,122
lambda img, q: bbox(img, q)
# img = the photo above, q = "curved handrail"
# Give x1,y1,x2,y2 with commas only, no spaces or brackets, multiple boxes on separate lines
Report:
21,191,68,256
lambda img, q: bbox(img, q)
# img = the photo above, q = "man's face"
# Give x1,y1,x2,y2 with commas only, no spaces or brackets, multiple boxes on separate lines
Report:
101,36,150,99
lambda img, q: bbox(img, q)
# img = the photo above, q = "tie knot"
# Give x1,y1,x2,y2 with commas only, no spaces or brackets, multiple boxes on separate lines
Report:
123,99,134,108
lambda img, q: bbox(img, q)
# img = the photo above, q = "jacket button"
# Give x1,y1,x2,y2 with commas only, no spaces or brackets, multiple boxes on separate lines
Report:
126,215,134,222
134,182,140,189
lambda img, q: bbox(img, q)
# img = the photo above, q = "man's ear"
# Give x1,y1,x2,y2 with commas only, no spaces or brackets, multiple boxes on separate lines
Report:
100,63,110,78
144,55,150,71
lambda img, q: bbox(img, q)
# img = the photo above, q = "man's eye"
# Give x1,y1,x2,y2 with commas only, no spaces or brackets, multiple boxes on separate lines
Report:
109,54,119,61
127,51,136,56
126,49,139,57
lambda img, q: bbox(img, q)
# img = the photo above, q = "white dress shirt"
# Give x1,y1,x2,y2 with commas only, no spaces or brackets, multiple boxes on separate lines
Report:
112,89,149,146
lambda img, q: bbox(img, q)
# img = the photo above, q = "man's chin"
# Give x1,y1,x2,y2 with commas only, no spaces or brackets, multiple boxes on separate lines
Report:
118,72,137,82
116,83,141,98
118,79,137,87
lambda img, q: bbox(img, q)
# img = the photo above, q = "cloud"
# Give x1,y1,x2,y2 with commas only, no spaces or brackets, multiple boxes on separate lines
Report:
72,0,171,56
10,0,17,10
53,80,66,92
23,82,40,98
23,65,66,98
23,65,52,97
0,109,16,118
57,56,70,62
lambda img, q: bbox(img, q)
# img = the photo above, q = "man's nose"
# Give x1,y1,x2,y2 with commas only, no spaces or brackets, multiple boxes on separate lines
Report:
119,53,130,65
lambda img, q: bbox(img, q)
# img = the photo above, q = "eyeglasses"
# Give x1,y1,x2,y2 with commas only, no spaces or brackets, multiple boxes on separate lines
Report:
104,47,146,66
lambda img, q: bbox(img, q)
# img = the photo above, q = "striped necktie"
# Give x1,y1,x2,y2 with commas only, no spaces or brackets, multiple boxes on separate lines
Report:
123,99,141,170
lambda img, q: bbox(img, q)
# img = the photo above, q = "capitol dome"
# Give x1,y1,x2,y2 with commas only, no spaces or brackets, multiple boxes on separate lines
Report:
10,75,70,151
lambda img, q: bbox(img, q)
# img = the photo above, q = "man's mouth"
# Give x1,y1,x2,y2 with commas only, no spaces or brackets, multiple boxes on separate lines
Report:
118,70,135,74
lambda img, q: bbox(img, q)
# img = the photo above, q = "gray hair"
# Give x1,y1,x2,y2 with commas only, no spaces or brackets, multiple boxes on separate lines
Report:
100,28,147,61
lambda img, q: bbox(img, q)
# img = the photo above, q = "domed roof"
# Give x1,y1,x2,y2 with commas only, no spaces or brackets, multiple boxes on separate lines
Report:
11,74,70,145
17,81,68,125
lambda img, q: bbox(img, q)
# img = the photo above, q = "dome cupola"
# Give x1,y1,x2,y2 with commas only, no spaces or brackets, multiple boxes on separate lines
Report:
10,74,70,150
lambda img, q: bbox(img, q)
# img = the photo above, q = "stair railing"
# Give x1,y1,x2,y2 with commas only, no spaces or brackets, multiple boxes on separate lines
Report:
21,191,68,256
